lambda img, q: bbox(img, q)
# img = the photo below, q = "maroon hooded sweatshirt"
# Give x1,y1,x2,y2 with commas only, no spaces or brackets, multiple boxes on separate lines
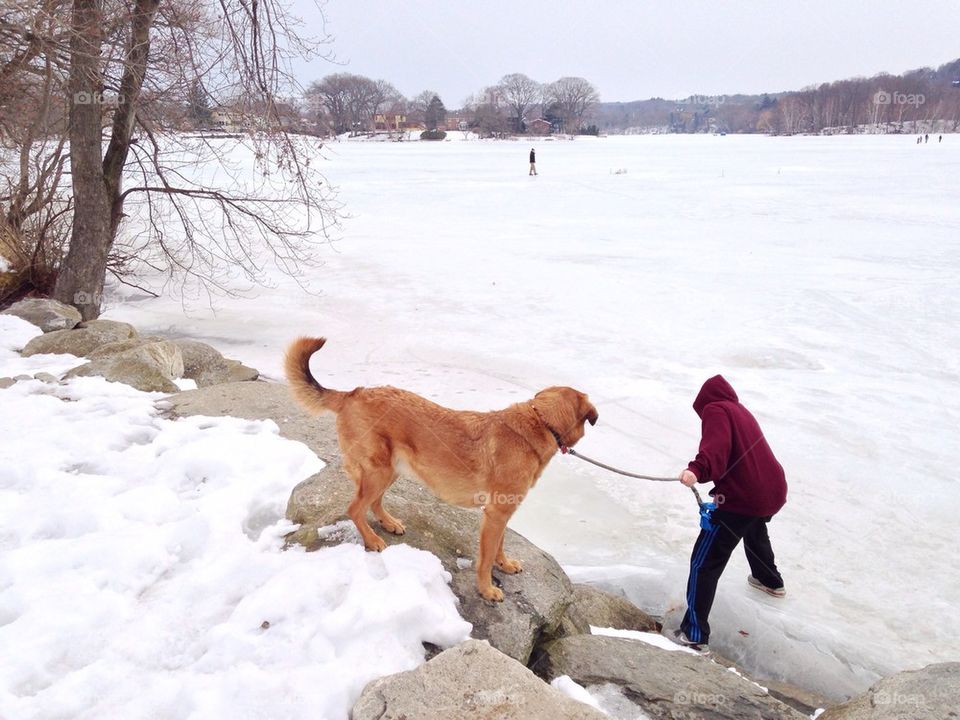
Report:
687,375,787,517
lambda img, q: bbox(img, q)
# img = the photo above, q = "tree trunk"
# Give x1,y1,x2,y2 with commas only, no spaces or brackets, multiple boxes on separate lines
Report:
53,0,159,320
53,0,111,320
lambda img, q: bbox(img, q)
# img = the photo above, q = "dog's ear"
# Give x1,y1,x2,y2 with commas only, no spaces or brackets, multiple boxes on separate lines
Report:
585,404,598,426
581,395,598,426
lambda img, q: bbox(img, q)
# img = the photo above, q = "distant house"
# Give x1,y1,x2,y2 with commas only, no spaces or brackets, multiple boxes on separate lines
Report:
210,108,241,132
444,117,469,132
528,118,552,135
375,113,407,131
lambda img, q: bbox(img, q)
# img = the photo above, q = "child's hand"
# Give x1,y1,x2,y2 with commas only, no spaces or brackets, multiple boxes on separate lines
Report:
679,469,698,487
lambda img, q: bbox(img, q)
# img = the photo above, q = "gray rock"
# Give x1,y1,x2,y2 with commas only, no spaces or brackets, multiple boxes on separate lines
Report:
222,358,259,383
174,339,227,385
570,583,660,633
352,639,606,720
64,341,184,393
33,372,60,384
0,377,15,389
819,662,959,720
1,298,82,332
166,381,575,665
762,678,830,717
21,319,137,358
534,634,805,720
87,338,184,380
172,340,259,387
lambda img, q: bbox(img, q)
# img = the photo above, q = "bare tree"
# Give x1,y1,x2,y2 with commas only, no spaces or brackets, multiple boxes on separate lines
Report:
463,89,508,138
0,0,72,300
307,73,353,135
408,89,440,125
545,76,599,133
497,72,540,133
0,0,339,317
307,74,402,135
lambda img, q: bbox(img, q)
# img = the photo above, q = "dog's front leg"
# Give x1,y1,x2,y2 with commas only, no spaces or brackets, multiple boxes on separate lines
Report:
495,533,523,575
477,502,516,602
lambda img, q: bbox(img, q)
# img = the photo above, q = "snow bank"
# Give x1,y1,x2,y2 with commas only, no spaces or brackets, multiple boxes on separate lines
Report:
0,324,471,719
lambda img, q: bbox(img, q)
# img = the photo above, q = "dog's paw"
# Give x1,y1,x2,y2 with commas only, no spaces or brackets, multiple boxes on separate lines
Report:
364,535,387,552
379,517,405,535
479,585,505,602
496,557,523,574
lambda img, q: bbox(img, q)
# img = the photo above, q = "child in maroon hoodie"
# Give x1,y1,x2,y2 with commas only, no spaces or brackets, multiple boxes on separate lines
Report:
676,375,787,652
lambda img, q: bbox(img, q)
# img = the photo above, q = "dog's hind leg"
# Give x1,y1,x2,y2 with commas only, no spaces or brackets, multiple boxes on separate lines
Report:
345,461,393,552
371,475,405,536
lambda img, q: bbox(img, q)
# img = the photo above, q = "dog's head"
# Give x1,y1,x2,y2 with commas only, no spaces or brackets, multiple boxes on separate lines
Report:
533,386,598,448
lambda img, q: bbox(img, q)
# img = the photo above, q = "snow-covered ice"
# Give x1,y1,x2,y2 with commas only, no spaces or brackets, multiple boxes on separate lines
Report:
6,133,959,703
0,317,471,719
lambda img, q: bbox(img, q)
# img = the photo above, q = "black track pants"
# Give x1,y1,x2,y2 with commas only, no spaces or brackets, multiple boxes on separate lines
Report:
680,509,783,644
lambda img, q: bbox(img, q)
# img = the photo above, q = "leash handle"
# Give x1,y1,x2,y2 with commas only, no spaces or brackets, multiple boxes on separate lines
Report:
690,485,704,507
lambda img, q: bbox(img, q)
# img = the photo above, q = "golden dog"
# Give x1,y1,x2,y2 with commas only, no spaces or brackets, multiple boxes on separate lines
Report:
284,337,598,601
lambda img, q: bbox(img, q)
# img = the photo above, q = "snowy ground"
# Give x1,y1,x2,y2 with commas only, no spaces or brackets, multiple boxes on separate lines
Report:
6,133,958,704
0,316,472,719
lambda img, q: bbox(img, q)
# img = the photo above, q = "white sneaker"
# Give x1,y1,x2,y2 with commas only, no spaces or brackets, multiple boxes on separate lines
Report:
748,575,786,598
673,629,710,655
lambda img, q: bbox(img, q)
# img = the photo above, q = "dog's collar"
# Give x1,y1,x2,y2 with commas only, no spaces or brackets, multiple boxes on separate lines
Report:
531,404,568,454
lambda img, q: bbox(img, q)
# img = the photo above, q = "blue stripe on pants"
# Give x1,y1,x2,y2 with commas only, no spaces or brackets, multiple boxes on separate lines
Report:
686,526,719,643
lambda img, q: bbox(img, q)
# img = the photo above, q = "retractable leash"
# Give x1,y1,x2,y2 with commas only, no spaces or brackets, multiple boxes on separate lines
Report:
688,484,718,531
564,447,717,531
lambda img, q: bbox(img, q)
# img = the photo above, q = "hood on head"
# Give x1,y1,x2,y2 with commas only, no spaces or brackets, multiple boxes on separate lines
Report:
693,375,738,417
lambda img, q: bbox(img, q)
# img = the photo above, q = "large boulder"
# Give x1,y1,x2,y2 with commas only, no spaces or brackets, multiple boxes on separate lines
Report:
569,583,660,633
88,337,184,379
351,639,606,720
534,634,805,720
166,381,576,665
819,662,959,720
220,358,259,383
21,319,137,357
64,340,184,393
1,298,81,332
173,339,258,387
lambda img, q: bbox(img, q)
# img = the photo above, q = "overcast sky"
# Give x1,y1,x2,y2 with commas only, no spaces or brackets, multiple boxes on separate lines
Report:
289,1,960,105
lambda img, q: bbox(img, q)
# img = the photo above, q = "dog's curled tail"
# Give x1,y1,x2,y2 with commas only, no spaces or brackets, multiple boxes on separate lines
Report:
284,337,348,414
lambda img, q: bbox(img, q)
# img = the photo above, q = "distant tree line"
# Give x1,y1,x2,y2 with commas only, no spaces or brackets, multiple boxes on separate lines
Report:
594,58,960,135
302,72,601,138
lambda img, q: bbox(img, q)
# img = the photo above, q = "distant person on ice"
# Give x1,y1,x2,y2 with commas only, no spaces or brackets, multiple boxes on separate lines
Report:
529,148,537,175
675,375,788,653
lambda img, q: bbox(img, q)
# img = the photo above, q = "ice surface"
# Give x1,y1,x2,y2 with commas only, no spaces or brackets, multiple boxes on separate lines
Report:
79,134,960,700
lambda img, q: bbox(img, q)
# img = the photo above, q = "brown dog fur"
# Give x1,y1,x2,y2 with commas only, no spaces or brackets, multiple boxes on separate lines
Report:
284,337,598,601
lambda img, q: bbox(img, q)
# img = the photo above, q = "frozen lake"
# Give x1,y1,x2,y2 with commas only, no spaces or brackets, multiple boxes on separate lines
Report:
109,134,960,700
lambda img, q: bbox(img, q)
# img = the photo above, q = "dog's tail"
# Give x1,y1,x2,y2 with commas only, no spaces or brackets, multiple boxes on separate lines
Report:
284,337,348,414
